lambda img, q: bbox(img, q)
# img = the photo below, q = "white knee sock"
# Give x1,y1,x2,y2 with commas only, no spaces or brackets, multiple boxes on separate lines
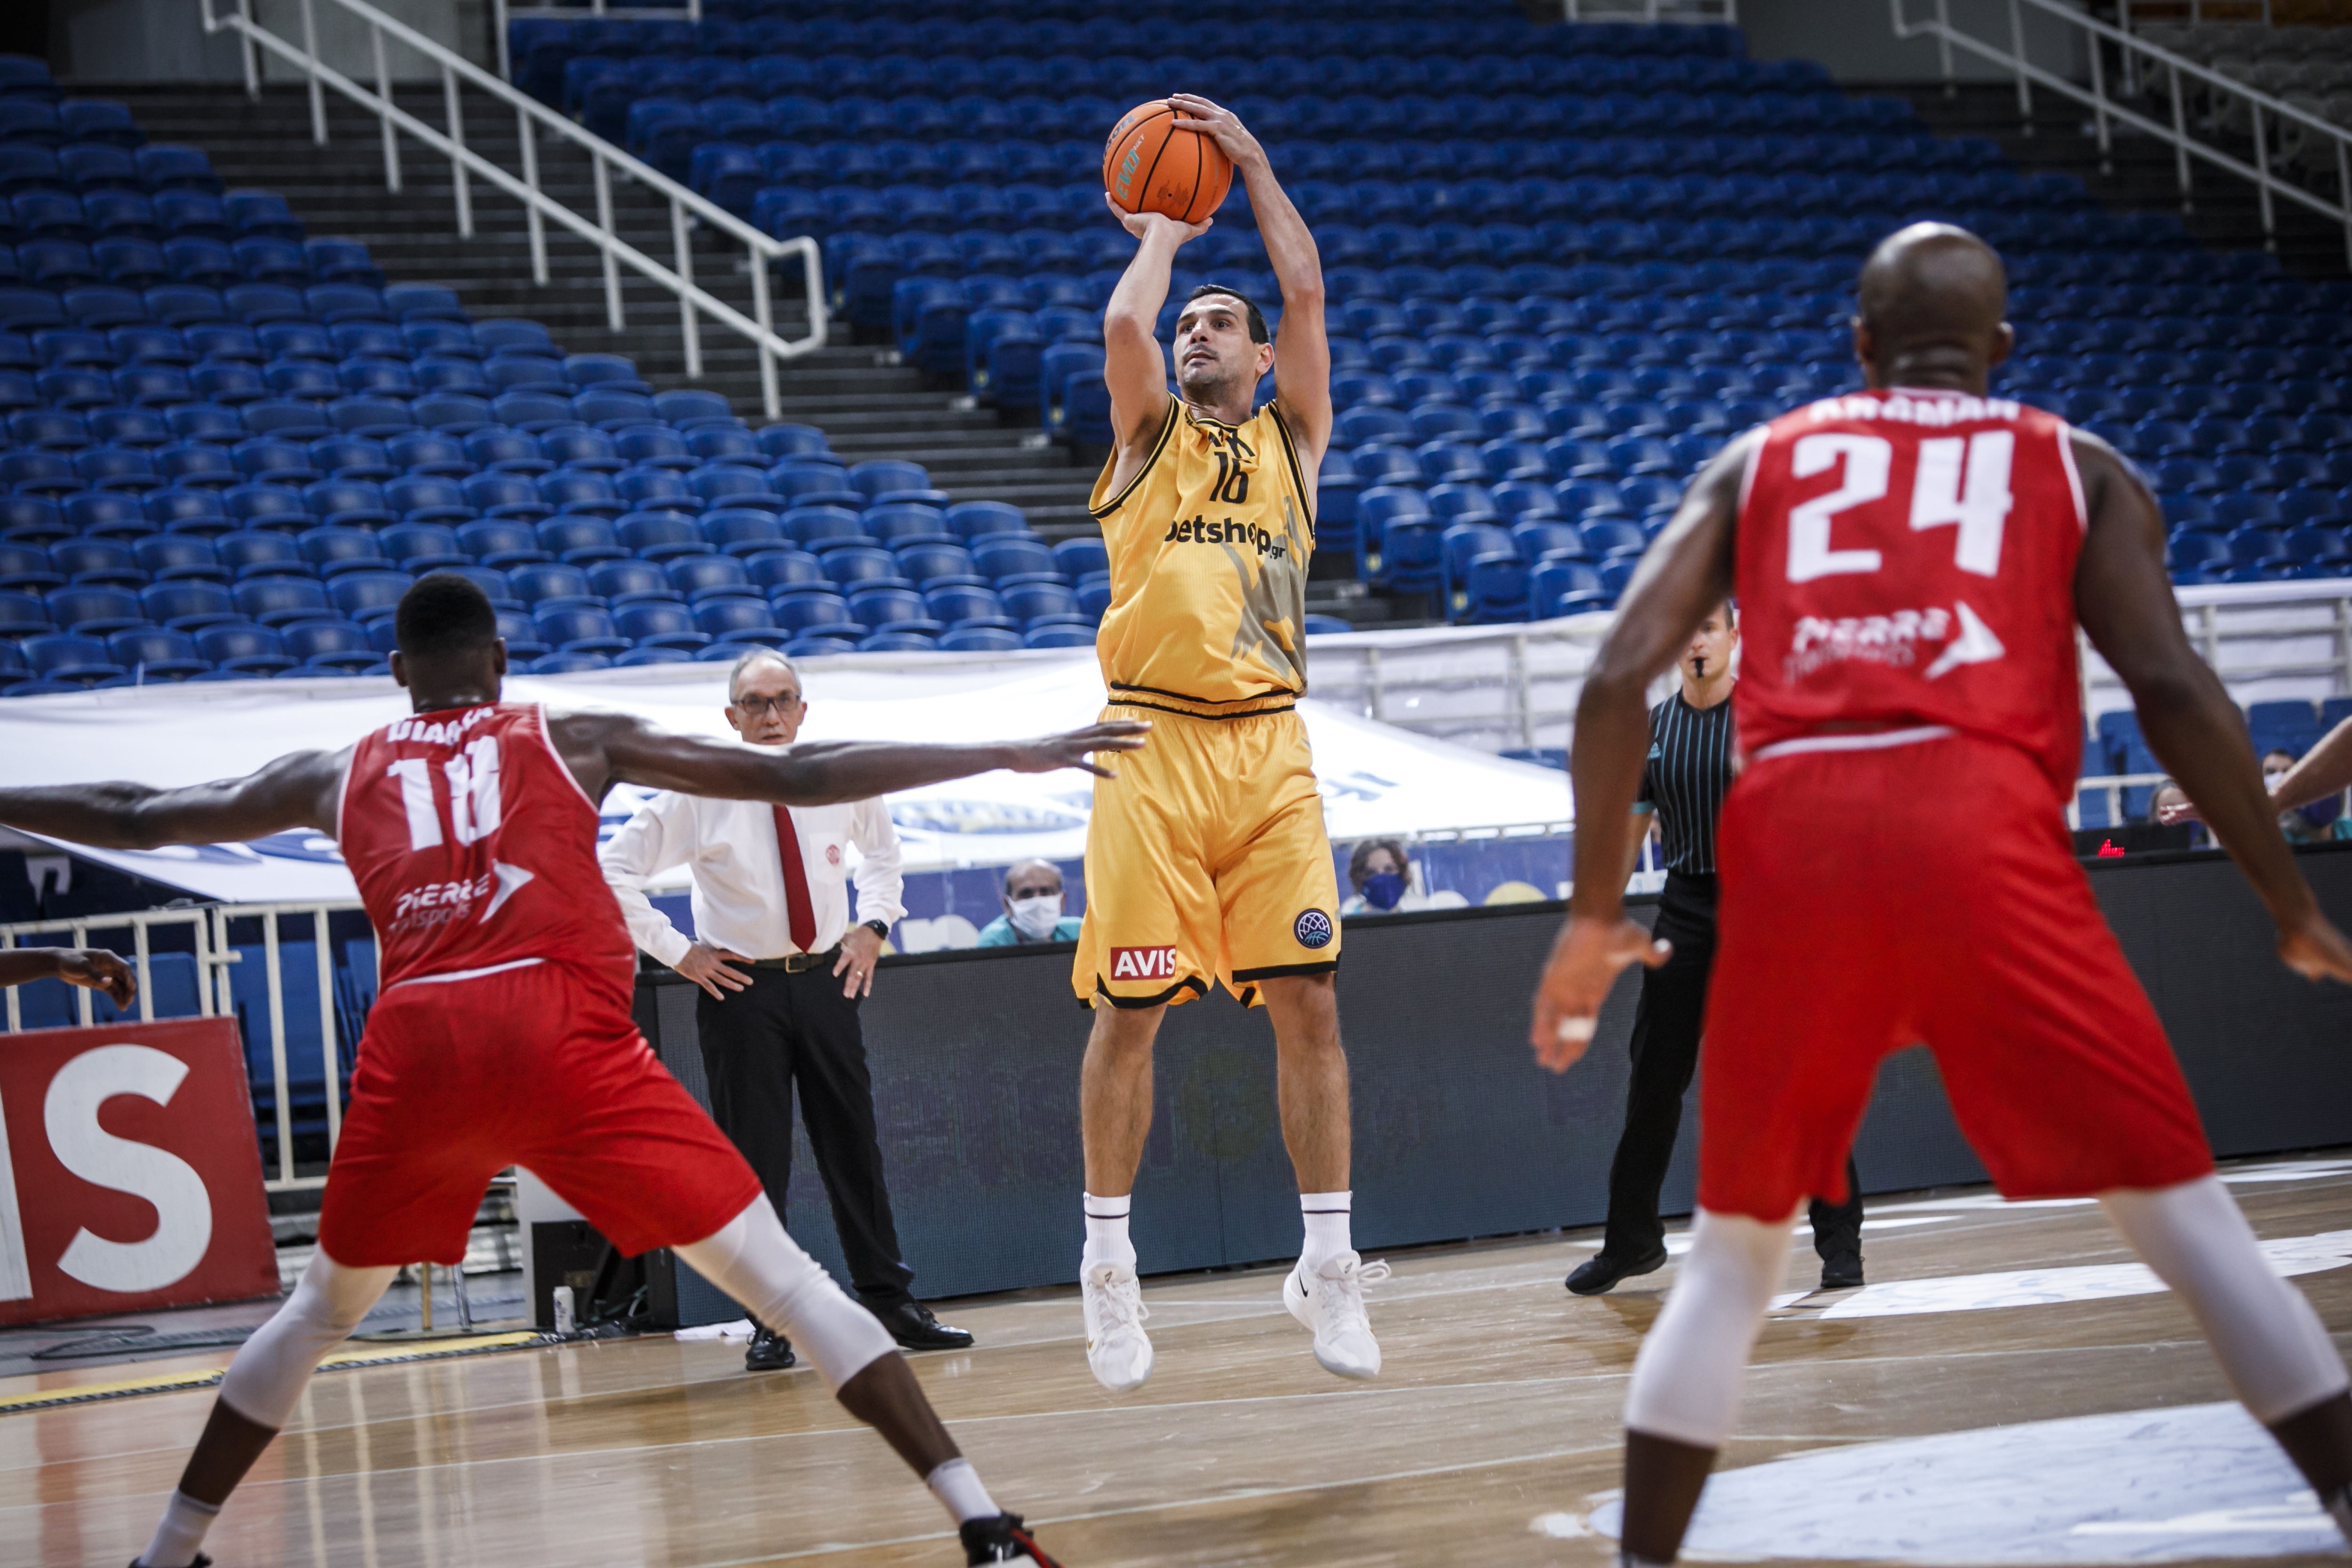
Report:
1081,1191,1135,1273
1300,1191,1353,1274
676,1194,895,1392
136,1489,220,1568
926,1456,1000,1523
217,1250,396,1430
1622,1207,1796,1448
2100,1176,2349,1425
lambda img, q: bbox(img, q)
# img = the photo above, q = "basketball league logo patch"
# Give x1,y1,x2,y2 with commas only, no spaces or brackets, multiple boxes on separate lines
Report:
1294,909,1335,949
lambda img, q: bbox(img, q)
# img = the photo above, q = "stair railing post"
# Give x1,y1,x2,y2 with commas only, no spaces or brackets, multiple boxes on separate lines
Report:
2170,60,2193,207
593,149,625,330
2337,135,2352,271
1934,0,1955,96
443,63,473,239
2119,0,2137,97
373,22,401,194
672,195,702,382
2087,24,2113,170
751,245,779,420
2251,98,2276,248
518,107,547,285
493,0,511,81
2008,0,2033,128
300,0,328,144
236,0,261,102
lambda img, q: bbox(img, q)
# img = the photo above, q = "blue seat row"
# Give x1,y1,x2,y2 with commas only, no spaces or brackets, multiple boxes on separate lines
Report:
0,279,462,334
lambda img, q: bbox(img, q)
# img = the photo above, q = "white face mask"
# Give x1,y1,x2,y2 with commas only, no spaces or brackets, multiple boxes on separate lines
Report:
1007,891,1063,940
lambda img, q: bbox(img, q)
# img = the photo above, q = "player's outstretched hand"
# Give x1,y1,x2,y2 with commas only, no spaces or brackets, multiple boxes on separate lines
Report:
1529,915,1671,1073
1166,93,1268,172
1104,194,1212,246
57,947,136,1009
2278,908,2352,986
1009,721,1151,778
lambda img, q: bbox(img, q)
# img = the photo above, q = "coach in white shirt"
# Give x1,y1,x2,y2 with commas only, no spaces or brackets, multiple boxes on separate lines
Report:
600,648,973,1370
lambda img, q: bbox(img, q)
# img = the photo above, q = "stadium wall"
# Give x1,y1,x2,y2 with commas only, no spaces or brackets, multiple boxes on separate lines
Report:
636,841,2352,1302
48,0,479,82
1739,0,2086,85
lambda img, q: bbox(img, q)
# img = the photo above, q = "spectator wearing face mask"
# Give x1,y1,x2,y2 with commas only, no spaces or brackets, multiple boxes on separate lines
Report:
977,859,1084,946
1340,838,1423,916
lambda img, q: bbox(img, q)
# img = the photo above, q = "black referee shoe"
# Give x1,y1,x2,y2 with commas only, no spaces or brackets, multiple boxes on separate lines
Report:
1566,1248,1669,1296
130,1558,208,1567
962,1512,1062,1565
875,1299,975,1351
1819,1255,1865,1291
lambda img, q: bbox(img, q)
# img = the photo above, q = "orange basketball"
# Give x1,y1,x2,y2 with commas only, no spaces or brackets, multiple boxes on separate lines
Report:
1102,100,1232,225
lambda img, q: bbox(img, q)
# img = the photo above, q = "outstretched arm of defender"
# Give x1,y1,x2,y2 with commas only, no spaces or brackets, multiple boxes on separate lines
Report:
0,749,348,851
569,713,1151,806
0,947,136,1008
1101,199,1199,453
1529,433,1752,1069
1168,94,1330,463
2072,432,2352,985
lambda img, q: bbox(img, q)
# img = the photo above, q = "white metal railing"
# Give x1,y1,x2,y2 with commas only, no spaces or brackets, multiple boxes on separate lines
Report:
491,0,703,84
0,900,368,1192
193,0,824,419
1889,0,2352,267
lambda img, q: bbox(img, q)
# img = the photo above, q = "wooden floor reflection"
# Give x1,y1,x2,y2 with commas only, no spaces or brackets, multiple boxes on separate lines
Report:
9,1155,2352,1567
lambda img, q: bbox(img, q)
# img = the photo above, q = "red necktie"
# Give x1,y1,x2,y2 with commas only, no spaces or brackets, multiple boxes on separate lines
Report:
772,806,818,954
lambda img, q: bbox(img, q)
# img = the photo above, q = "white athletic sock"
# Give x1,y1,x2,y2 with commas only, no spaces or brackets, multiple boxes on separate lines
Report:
1300,1191,1353,1274
1623,1207,1797,1449
137,1488,220,1568
2100,1176,2350,1425
925,1456,1000,1524
675,1194,895,1392
1082,1192,1135,1272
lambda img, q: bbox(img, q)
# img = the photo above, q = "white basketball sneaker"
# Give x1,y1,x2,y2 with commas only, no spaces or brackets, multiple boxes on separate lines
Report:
1283,1250,1390,1379
1081,1260,1153,1393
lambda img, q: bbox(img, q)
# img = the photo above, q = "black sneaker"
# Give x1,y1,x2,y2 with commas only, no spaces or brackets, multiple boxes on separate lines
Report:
130,1558,209,1567
1566,1248,1669,1296
961,1512,1062,1565
744,1324,797,1372
1818,1256,1865,1290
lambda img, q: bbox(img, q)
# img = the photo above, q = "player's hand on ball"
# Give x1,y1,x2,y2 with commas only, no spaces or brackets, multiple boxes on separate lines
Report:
1530,915,1672,1072
2278,909,2352,986
1166,94,1266,171
1104,194,1212,245
56,947,135,1009
1013,720,1151,778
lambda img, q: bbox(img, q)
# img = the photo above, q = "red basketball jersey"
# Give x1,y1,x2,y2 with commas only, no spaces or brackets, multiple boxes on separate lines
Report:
1732,388,2090,798
338,702,634,996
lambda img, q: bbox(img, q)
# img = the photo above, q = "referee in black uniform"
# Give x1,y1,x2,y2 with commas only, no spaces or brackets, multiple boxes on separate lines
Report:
1566,601,1866,1295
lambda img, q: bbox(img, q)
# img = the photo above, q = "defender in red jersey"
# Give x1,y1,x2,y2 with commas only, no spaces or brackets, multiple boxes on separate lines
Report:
0,575,1136,1568
1529,225,2352,1567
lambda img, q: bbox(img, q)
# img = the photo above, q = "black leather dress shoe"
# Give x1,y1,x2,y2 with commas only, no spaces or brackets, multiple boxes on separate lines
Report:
1565,1247,1669,1296
130,1558,209,1567
1819,1256,1865,1290
744,1324,798,1371
874,1299,975,1350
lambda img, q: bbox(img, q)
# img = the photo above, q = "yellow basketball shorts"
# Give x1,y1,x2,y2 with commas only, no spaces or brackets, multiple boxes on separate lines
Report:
1073,700,1341,1010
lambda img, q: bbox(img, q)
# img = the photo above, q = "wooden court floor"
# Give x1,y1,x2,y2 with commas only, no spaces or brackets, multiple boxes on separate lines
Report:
9,1154,2352,1568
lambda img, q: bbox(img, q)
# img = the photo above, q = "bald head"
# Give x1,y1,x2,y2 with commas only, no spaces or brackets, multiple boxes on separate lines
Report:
1852,223,2013,393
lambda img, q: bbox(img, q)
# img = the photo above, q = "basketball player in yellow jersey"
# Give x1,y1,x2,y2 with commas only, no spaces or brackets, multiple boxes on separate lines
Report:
1073,94,1385,1394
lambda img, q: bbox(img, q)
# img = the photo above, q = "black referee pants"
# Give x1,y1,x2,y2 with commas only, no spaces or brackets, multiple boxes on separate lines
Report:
696,961,916,1309
1600,871,1865,1268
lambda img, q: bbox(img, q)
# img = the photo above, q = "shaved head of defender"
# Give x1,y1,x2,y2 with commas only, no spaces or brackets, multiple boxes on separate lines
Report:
1851,222,2015,391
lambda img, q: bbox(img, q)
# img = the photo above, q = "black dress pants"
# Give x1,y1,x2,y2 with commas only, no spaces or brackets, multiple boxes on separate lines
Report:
1600,872,1865,1268
696,960,915,1308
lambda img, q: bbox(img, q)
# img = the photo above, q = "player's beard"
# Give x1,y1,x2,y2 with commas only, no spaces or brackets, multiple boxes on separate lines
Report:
1176,351,1244,408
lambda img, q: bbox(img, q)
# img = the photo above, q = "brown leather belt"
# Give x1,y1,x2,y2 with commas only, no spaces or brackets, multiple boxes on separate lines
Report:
751,946,839,973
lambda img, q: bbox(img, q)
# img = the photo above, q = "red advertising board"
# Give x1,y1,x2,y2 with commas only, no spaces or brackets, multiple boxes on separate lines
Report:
0,1016,279,1326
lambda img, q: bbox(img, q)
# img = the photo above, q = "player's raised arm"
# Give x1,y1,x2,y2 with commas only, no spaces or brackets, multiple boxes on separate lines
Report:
563,711,1150,807
0,748,348,852
1101,199,1199,460
1528,430,1755,1068
0,946,136,1008
2071,430,2352,984
1168,94,1330,465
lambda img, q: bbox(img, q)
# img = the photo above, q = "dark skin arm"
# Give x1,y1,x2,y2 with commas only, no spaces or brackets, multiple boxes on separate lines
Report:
1528,427,2352,1071
2167,716,2352,822
1529,430,1753,1068
0,947,136,1009
2068,431,2352,980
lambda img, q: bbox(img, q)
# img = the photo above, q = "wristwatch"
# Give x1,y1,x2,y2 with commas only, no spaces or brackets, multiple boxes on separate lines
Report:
861,918,890,939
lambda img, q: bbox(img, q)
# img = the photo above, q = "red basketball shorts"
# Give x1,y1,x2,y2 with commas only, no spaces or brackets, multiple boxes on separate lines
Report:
1699,731,2213,1221
318,959,763,1267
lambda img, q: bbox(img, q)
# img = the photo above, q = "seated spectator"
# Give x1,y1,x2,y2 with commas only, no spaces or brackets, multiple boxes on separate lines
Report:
2147,779,2191,824
1340,837,1425,916
975,858,1082,946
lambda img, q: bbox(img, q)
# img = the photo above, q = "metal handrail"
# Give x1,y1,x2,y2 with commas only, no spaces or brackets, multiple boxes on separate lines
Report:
1890,0,2352,268
194,0,823,418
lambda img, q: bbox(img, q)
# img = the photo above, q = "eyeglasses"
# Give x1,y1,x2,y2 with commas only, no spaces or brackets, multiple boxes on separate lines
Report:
733,692,803,717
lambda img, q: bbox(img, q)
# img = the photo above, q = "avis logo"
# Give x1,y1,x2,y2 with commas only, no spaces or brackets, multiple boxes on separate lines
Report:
1109,946,1179,980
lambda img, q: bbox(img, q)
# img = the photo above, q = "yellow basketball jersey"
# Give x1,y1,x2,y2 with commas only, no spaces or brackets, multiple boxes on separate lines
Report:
1087,402,1316,712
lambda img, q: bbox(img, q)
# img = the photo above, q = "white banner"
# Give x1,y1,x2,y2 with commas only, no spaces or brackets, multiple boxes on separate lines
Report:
0,653,1573,901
